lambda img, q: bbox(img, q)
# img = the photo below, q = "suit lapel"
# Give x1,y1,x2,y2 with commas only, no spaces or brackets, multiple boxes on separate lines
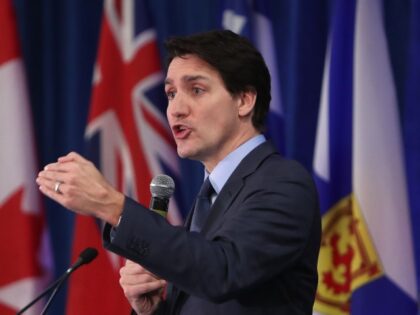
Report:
201,141,277,236
184,203,195,231
171,141,278,312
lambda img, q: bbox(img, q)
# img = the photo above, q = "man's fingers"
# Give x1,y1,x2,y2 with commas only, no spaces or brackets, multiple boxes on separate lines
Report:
42,160,79,173
36,169,70,196
125,259,137,266
38,182,66,204
120,262,159,278
119,262,165,288
36,176,57,192
121,279,166,298
37,170,67,183
120,265,150,278
58,151,85,163
120,273,158,286
38,159,83,187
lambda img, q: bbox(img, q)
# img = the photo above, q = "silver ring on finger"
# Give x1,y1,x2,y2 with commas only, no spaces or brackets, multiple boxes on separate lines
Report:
54,181,63,194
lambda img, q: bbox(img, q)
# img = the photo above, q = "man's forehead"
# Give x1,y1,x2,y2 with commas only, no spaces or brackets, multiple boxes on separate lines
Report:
165,55,220,83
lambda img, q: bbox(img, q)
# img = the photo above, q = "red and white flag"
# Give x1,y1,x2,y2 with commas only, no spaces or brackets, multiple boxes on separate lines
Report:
66,1,182,314
0,1,51,314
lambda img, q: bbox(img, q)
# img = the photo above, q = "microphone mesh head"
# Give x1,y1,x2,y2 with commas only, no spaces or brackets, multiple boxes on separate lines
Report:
150,174,175,198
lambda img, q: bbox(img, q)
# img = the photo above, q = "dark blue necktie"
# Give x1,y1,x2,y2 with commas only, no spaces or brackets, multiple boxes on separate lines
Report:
190,177,214,232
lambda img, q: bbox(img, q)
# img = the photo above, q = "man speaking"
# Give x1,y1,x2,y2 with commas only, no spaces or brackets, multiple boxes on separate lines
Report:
37,30,321,315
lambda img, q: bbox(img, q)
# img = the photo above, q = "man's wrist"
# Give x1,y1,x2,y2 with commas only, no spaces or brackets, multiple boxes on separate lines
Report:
102,191,125,226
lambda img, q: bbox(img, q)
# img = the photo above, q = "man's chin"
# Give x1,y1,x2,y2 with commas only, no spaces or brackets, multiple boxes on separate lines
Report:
177,147,200,161
176,147,191,159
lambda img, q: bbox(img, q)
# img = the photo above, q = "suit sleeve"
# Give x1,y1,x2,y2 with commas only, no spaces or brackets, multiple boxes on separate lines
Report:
104,160,320,303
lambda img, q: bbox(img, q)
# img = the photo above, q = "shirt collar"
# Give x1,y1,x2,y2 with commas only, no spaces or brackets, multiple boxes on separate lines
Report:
205,134,266,194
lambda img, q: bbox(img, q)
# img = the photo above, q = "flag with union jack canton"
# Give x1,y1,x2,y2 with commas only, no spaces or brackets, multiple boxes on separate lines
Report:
66,1,183,314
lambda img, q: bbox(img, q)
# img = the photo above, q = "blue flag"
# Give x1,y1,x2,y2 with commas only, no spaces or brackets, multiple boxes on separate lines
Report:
404,0,420,302
313,0,417,314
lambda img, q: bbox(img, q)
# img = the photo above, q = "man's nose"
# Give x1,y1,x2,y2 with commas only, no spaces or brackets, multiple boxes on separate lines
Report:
168,93,189,118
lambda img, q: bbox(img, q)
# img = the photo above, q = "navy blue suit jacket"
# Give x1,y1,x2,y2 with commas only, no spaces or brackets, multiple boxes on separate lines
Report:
103,141,321,314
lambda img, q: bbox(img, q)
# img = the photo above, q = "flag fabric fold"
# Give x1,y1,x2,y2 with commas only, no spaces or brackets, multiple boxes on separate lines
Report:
404,0,420,299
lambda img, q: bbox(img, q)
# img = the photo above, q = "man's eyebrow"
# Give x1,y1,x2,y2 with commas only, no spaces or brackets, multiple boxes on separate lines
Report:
183,75,210,82
164,75,210,85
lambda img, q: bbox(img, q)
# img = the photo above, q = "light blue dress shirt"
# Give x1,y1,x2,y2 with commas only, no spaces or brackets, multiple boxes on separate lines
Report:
205,134,266,202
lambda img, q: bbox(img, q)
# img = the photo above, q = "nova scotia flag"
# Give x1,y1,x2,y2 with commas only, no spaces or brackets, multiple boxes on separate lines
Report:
313,0,418,314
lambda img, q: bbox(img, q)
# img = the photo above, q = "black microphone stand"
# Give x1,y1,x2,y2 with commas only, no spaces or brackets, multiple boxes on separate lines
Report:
39,269,72,315
16,272,68,315
17,247,98,315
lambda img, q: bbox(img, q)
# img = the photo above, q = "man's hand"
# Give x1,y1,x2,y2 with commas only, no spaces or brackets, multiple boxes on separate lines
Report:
36,151,124,225
120,260,166,315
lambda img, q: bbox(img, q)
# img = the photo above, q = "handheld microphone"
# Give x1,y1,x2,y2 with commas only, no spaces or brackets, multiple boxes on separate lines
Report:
17,247,98,315
149,174,175,217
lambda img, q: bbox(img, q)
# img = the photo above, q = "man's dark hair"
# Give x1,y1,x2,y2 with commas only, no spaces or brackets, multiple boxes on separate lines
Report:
165,30,271,132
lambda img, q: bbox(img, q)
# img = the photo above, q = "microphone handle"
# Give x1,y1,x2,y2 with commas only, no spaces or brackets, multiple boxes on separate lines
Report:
149,196,169,217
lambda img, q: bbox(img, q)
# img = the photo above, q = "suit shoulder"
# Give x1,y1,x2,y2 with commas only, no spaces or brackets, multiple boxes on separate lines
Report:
260,153,313,182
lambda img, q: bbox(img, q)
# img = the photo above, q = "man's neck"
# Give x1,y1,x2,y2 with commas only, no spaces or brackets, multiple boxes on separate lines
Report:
203,130,262,172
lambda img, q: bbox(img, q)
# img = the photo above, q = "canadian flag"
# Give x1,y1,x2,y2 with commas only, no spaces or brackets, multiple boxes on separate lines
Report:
0,1,51,314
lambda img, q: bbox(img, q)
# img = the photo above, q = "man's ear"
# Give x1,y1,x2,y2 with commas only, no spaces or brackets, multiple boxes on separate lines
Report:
238,89,257,118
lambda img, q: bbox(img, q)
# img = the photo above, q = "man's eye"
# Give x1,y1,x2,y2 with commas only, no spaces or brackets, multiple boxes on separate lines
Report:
192,87,204,95
166,91,175,100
